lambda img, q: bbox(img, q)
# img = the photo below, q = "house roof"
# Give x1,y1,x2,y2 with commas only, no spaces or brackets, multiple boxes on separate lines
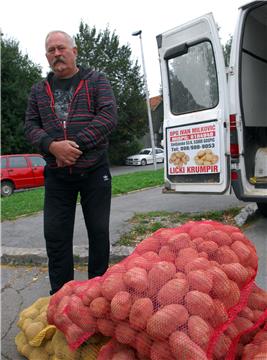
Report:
149,95,162,111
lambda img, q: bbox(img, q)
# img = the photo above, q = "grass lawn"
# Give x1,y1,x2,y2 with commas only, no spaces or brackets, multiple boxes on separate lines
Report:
117,208,243,247
1,168,164,221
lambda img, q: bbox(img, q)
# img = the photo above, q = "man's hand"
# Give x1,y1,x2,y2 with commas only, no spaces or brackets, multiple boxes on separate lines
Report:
49,140,83,166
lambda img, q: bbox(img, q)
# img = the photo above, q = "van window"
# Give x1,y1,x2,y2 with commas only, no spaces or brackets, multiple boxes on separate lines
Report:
9,156,27,168
167,41,219,115
1,157,7,169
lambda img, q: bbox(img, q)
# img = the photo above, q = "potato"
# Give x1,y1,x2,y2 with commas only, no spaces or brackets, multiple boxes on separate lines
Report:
81,282,102,306
187,269,213,293
129,298,153,330
188,315,213,349
25,321,44,341
111,348,136,360
141,251,160,264
185,290,215,319
253,310,264,322
158,246,175,262
29,347,49,360
213,333,231,359
209,266,231,298
169,331,208,360
231,240,251,264
150,340,175,360
157,278,189,305
90,296,110,318
214,245,239,264
148,261,176,290
106,263,126,275
238,306,255,322
189,223,215,239
205,230,232,246
167,232,191,252
146,304,188,340
197,240,218,256
220,225,240,235
125,256,151,271
233,316,254,332
101,273,126,300
221,280,240,310
97,318,115,337
111,291,132,320
73,283,91,297
220,263,249,287
153,227,177,245
67,295,97,333
209,299,228,327
136,236,160,254
123,267,148,292
179,247,199,258
135,331,153,358
225,323,239,340
115,321,136,345
184,257,211,273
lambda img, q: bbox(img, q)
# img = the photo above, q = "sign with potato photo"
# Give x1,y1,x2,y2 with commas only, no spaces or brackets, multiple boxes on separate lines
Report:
166,121,220,175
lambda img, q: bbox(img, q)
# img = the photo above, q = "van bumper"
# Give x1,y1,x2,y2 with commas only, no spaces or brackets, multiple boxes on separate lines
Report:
231,170,267,203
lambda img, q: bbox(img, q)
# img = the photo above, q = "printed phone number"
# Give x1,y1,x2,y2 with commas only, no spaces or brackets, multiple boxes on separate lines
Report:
179,143,215,151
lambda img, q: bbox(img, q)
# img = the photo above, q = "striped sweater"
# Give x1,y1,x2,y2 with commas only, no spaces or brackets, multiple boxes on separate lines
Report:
24,67,117,172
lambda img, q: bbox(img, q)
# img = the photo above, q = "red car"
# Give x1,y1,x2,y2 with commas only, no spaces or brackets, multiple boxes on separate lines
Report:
0,154,46,196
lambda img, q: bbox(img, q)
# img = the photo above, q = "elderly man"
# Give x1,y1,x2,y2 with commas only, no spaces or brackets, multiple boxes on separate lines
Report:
25,30,117,295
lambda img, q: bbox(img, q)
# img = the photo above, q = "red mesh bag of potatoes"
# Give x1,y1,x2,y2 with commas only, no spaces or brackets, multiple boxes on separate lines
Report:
241,322,267,360
223,284,267,360
96,338,140,359
47,220,264,359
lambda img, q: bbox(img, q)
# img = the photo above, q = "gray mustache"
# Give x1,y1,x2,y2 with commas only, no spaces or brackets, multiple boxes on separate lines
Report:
52,57,66,65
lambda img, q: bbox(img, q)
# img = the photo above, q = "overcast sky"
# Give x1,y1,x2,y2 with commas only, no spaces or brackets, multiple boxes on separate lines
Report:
1,0,246,97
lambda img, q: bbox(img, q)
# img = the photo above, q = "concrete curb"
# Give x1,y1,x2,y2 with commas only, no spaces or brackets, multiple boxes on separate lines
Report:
1,245,135,266
1,204,258,266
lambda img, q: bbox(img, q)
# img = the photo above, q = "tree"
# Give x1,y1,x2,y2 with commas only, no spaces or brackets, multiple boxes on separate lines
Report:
1,37,42,154
223,35,233,67
75,22,148,164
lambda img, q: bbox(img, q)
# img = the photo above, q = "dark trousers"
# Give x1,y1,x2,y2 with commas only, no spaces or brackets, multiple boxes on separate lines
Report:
43,165,112,295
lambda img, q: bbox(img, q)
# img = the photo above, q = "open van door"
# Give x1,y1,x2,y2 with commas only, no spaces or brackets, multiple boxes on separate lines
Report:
157,14,230,194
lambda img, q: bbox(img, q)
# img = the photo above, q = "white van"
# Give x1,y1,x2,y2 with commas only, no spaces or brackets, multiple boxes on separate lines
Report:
157,0,267,216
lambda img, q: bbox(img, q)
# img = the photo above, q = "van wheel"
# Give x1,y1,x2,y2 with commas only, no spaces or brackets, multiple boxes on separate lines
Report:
257,202,267,217
1,181,14,197
141,159,147,166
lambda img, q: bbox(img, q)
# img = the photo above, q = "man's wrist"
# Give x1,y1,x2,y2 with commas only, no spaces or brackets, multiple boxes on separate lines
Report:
48,141,58,154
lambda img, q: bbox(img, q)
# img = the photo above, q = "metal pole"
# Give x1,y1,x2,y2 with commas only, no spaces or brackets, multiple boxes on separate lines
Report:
133,31,157,170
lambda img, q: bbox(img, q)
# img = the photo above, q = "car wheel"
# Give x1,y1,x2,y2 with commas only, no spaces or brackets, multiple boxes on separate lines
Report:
141,159,147,166
257,202,267,217
1,181,14,197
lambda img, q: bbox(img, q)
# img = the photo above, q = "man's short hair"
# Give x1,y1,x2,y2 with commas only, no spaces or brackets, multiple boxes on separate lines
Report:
45,31,76,49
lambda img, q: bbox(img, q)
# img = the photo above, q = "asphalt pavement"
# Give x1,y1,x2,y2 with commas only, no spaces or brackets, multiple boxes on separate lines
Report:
1,165,267,359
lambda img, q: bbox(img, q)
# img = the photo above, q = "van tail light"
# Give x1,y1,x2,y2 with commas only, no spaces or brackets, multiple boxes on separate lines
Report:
229,114,239,158
231,170,238,180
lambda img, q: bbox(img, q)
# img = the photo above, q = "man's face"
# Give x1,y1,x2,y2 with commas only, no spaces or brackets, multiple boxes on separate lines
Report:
45,33,77,78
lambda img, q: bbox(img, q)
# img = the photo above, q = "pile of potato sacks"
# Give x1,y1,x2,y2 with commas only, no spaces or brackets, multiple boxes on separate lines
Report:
15,297,108,359
16,220,267,359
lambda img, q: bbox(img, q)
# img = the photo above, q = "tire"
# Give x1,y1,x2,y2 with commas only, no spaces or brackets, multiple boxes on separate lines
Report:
141,159,147,166
257,202,267,217
1,181,14,197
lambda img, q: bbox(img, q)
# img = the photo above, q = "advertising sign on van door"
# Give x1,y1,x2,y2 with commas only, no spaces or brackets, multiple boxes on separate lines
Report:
167,121,220,175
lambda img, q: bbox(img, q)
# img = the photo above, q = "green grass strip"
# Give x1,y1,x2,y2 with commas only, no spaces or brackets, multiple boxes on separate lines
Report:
1,169,164,221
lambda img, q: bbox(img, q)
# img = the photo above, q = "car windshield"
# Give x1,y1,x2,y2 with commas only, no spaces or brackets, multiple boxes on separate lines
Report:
139,150,150,155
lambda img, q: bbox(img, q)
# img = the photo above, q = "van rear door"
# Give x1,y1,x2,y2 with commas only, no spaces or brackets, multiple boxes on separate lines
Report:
157,14,230,194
